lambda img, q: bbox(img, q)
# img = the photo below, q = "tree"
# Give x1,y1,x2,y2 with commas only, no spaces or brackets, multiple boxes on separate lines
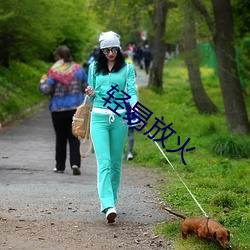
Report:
184,1,218,114
148,0,177,89
91,0,155,47
0,0,98,66
191,0,250,134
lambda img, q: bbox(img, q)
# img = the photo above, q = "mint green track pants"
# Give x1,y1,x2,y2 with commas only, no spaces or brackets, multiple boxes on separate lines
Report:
90,111,128,212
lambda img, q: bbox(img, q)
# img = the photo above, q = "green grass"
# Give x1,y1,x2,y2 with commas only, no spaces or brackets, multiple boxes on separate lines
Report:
0,60,50,123
127,58,250,250
210,134,250,158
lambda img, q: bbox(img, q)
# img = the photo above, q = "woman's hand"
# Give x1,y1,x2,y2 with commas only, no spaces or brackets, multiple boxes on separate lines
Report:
131,102,138,112
85,86,96,97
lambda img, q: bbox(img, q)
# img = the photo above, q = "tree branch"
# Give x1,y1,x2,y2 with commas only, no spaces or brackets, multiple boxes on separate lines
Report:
190,0,216,37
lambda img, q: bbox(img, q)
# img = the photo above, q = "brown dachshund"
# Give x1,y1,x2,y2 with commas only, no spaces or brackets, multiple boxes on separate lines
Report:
162,207,231,249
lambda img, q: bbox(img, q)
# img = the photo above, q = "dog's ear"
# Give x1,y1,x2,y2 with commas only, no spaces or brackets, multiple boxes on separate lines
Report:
213,231,217,240
227,230,230,240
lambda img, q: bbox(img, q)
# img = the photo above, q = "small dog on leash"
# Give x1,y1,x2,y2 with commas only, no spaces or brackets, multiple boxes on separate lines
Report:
162,206,231,249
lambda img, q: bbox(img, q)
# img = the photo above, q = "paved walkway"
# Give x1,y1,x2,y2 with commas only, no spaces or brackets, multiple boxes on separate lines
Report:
0,71,174,249
135,68,149,87
0,106,163,223
0,69,156,222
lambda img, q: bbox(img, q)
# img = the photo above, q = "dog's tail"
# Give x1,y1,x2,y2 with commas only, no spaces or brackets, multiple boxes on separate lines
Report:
162,206,187,220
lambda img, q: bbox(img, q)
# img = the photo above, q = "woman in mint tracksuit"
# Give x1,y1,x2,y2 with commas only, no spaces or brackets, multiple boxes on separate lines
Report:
86,31,138,223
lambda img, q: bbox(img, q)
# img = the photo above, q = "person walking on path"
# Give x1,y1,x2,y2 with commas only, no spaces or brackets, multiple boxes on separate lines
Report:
39,45,88,176
123,51,138,160
124,99,136,160
143,44,153,75
85,31,138,223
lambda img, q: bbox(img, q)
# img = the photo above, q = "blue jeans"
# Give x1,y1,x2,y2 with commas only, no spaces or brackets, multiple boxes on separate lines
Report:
90,111,128,212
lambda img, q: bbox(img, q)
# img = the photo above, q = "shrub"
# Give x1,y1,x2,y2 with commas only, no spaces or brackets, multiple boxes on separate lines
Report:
210,191,237,209
209,134,250,158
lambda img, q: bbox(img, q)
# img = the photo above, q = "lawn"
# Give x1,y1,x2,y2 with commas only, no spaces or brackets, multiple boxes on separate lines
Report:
127,58,250,250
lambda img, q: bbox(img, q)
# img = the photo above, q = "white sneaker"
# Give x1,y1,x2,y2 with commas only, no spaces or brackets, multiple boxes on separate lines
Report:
53,168,64,173
127,152,133,160
105,207,117,223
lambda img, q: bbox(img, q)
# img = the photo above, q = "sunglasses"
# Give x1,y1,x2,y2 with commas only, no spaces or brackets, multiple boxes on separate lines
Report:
102,47,119,55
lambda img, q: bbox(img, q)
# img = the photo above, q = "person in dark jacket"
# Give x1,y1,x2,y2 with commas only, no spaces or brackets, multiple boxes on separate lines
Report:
143,44,152,74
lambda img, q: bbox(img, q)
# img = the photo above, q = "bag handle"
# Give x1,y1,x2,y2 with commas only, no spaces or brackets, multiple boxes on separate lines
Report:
83,94,88,105
79,95,94,158
124,62,129,92
79,137,94,158
79,112,94,158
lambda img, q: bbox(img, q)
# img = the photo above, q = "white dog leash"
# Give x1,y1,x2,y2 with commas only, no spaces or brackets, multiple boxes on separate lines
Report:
144,126,209,218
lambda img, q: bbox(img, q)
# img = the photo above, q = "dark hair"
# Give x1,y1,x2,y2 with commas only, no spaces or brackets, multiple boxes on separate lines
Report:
54,45,73,63
95,48,126,75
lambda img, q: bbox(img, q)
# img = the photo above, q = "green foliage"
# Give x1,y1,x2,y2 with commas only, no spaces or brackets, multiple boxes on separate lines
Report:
210,191,238,209
154,221,181,240
92,0,156,45
201,121,217,136
0,0,100,66
130,58,250,249
0,60,49,122
236,37,250,95
165,2,184,44
232,0,250,39
164,0,213,45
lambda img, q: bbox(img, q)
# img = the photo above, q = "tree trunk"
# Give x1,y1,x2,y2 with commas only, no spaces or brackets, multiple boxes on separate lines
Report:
184,4,218,114
191,0,250,134
212,0,250,134
148,0,168,89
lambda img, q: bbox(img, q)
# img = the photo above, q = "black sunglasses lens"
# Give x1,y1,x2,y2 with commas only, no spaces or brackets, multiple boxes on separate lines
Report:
103,48,118,55
111,48,118,54
102,49,109,55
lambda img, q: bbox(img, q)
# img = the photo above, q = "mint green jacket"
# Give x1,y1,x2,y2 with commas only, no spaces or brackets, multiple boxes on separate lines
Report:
87,62,138,110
